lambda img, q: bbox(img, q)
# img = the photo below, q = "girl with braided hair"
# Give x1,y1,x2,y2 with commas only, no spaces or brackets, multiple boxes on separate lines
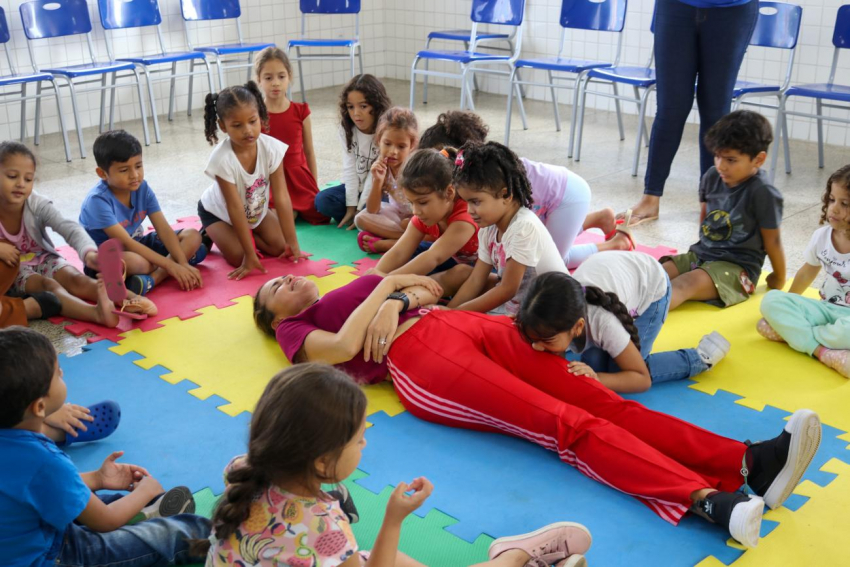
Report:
516,252,731,393
446,141,567,315
196,81,304,281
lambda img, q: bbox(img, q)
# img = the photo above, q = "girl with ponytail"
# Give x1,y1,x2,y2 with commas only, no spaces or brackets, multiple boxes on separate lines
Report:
516,251,732,393
196,81,305,281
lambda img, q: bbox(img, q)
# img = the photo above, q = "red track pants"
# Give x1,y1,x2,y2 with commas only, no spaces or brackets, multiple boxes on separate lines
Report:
387,310,747,524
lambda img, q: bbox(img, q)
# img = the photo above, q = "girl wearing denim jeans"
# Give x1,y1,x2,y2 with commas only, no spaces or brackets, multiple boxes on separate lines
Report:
518,252,731,393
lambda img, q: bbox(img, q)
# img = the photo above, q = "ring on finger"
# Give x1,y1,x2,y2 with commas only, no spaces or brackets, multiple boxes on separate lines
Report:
378,338,387,346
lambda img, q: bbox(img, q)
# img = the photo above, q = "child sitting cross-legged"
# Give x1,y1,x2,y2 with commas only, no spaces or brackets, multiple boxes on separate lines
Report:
662,110,786,310
0,326,210,566
80,130,207,296
193,363,593,567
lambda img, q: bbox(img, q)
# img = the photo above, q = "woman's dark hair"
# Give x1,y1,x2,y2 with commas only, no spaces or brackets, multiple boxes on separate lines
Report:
190,363,367,554
516,272,641,351
0,141,36,168
703,110,773,159
453,141,533,208
252,286,277,338
0,327,56,428
204,81,269,145
419,111,489,150
398,147,458,197
338,74,392,151
822,164,850,226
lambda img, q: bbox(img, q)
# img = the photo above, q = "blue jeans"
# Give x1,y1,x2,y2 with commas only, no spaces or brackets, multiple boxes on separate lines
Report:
644,0,758,196
581,277,708,383
54,494,211,567
315,183,348,222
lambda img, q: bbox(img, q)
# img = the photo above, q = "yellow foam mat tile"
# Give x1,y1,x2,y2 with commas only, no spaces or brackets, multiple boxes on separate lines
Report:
698,458,850,566
655,286,850,435
110,266,404,418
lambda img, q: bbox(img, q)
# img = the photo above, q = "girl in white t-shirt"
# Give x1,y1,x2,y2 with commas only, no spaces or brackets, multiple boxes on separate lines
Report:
197,81,303,281
759,165,850,378
446,142,567,315
515,252,731,393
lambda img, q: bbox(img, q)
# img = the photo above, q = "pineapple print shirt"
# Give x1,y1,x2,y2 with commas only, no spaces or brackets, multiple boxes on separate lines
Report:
207,456,360,567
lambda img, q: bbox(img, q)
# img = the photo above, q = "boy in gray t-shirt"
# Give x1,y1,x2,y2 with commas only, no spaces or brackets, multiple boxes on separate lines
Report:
662,111,786,309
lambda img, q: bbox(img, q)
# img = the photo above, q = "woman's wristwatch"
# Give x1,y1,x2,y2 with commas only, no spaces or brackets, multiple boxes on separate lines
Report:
386,292,410,313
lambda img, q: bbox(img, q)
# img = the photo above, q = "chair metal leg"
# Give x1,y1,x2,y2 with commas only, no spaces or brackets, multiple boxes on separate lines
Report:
246,52,252,83
132,68,151,146
204,59,216,97
66,79,86,159
612,82,624,141
409,57,420,108
216,55,225,91
782,105,791,174
144,67,162,144
574,74,591,162
20,83,27,141
168,61,178,122
508,39,526,98
349,45,355,77
187,60,196,116
769,94,786,179
547,70,561,132
513,69,527,129
34,82,42,145
99,74,108,133
296,46,306,102
357,44,364,75
634,86,649,147
50,80,72,162
632,87,653,177
568,72,587,158
464,69,477,111
816,98,824,169
423,37,431,104
108,72,117,131
504,66,517,146
460,66,469,110
463,42,480,92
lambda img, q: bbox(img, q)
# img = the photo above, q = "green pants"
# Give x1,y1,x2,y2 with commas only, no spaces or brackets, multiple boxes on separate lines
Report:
760,290,850,355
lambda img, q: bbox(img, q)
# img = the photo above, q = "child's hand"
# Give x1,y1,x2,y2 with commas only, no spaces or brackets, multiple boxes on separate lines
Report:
385,477,433,525
167,262,202,291
135,473,164,499
228,254,267,281
96,451,151,492
338,206,357,230
84,251,99,271
0,241,20,267
279,242,307,264
766,272,785,290
44,403,94,438
567,361,599,381
371,157,389,189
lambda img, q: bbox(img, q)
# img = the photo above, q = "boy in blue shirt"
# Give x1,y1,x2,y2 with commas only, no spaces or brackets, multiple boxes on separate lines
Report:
80,130,207,296
0,327,210,566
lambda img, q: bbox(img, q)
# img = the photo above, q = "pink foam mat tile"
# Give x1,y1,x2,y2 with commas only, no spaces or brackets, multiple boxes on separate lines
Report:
50,249,337,343
352,257,380,276
574,230,677,259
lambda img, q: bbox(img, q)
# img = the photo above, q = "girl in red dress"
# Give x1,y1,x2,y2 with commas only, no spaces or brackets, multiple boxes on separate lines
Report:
255,48,329,224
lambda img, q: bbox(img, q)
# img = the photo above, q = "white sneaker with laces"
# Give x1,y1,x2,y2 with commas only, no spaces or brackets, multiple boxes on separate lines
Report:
697,331,731,367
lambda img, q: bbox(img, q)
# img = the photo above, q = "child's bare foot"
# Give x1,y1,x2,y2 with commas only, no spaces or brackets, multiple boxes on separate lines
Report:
606,232,634,251
94,279,120,328
584,208,616,234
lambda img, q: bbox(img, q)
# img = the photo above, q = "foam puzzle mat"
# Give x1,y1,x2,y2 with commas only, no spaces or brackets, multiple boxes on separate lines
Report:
52,220,849,566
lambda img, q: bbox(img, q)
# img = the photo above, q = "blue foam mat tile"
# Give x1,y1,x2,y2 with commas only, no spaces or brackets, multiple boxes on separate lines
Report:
356,379,850,567
59,341,249,494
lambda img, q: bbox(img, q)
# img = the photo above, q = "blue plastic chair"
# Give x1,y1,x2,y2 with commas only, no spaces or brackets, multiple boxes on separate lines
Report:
771,4,850,177
19,0,149,159
410,0,527,113
420,0,522,105
505,0,627,157
573,18,656,176
287,0,363,103
180,0,274,90
97,0,216,144
0,7,71,161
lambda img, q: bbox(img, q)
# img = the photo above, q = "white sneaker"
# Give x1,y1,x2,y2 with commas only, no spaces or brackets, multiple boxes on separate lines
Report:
697,331,731,367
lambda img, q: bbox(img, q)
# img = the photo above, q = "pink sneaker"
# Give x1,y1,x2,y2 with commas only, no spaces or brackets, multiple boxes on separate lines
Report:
756,318,784,342
488,522,592,565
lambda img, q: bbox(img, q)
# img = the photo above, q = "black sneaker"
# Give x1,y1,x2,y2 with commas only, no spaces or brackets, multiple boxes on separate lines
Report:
695,491,763,548
140,486,196,520
199,228,213,252
327,483,359,524
744,409,821,510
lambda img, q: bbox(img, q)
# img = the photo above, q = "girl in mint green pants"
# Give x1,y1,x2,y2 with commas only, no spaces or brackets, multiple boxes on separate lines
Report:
758,165,850,378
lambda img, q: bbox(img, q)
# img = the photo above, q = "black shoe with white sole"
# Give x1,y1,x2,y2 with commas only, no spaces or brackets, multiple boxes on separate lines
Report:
696,491,764,548
743,409,822,510
140,486,196,520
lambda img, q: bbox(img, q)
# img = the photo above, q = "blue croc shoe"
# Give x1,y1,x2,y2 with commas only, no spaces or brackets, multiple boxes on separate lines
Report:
127,274,155,296
64,400,121,446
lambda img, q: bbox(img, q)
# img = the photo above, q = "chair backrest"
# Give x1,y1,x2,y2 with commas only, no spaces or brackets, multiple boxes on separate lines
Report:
834,4,850,48
20,0,93,40
749,2,802,49
300,0,360,14
181,0,241,22
561,0,627,33
471,0,525,27
98,0,162,30
0,8,10,45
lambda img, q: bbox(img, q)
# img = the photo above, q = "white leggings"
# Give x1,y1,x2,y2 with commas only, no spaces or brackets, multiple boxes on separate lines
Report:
542,171,595,270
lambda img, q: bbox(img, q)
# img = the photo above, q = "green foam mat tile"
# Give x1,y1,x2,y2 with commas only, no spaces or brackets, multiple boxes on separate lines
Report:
296,221,379,267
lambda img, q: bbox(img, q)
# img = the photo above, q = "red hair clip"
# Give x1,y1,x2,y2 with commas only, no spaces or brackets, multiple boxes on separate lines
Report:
455,151,464,169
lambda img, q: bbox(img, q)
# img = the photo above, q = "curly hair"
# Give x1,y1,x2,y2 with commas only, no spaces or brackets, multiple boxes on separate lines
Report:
419,110,489,150
516,272,641,352
338,74,392,151
453,141,533,208
189,364,367,554
203,81,269,145
254,46,293,79
399,147,459,197
703,110,773,159
821,164,850,227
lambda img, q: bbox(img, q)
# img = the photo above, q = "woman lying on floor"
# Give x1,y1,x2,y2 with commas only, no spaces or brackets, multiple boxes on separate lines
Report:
252,272,821,548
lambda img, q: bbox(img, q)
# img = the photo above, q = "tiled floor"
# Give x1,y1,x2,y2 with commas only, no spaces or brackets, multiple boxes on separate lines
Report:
24,78,848,352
